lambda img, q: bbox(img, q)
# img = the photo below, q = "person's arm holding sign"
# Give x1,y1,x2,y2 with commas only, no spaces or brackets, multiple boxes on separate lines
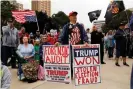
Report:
55,25,67,46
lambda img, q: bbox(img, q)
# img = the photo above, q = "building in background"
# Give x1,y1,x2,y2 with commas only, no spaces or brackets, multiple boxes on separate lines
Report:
32,0,51,16
9,0,23,10
16,3,23,10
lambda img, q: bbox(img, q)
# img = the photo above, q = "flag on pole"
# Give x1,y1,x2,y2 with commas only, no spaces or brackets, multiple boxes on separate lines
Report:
88,10,101,23
12,10,37,23
104,0,125,24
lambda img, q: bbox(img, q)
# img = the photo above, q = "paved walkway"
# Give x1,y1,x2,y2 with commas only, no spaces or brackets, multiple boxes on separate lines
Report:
10,55,132,89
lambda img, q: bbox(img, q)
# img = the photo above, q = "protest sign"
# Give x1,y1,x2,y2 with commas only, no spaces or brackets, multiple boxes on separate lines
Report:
43,45,71,83
73,44,101,86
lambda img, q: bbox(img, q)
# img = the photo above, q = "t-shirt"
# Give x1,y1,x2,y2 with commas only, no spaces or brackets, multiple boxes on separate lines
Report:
70,26,81,45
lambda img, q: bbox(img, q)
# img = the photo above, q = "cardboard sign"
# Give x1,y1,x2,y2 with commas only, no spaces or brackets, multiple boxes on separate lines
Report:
73,44,101,86
43,45,71,83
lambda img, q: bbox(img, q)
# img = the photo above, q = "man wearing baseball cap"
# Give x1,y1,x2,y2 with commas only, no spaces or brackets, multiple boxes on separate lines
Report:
55,11,88,79
55,11,88,45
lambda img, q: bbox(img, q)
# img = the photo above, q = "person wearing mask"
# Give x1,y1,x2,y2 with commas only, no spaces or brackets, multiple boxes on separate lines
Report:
91,26,106,64
107,30,115,59
39,35,51,67
1,18,19,68
86,28,91,43
114,22,129,67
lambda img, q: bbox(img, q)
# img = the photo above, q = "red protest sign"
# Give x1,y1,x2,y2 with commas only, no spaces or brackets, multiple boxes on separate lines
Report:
43,45,71,83
44,46,69,64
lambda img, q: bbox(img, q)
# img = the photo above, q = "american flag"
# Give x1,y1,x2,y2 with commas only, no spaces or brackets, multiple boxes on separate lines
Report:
12,10,37,23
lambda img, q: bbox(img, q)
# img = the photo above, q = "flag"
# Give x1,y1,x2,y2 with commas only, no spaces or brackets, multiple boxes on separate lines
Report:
104,0,125,24
12,10,37,23
88,10,101,23
25,16,37,22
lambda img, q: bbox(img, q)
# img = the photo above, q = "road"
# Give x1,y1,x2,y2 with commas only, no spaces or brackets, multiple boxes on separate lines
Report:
10,54,133,89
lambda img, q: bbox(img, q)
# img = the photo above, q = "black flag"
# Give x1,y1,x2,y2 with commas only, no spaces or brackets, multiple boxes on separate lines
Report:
88,10,101,23
104,0,125,24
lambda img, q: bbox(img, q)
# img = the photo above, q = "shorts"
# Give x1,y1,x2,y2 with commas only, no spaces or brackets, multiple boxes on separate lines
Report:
116,49,126,58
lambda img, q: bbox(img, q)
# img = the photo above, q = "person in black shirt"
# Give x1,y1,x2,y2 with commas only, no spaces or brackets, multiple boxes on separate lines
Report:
91,26,106,64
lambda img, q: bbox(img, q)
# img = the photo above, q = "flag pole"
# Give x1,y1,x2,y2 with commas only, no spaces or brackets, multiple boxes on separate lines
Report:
35,11,40,31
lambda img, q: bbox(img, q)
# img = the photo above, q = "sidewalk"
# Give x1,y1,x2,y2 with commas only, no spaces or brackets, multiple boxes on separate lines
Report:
10,56,132,89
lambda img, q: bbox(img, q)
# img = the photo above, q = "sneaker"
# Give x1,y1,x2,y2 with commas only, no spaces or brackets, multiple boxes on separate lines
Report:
123,62,129,67
115,63,120,67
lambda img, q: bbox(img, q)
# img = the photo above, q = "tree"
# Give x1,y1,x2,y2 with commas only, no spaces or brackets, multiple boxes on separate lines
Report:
1,1,17,26
52,11,69,28
107,10,132,29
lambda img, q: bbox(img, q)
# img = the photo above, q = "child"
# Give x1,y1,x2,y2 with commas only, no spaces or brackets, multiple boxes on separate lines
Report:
34,39,40,61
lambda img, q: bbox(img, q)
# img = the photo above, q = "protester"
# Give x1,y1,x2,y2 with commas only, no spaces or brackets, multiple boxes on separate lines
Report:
114,22,129,66
107,30,115,59
34,30,41,40
18,26,29,44
91,26,106,64
1,63,11,89
86,28,91,43
56,11,88,45
17,35,35,62
1,17,19,68
124,24,131,57
34,38,40,61
29,32,34,45
39,35,51,67
17,35,39,83
55,11,88,79
104,32,108,53
129,31,133,58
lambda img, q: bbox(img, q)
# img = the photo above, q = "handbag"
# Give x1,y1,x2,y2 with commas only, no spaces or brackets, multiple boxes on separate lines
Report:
38,65,45,80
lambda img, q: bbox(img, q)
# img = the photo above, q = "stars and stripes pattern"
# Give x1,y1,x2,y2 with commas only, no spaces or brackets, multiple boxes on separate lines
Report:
12,10,37,23
24,15,37,22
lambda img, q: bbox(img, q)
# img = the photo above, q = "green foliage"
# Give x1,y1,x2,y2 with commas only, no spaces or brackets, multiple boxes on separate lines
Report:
52,11,69,28
1,1,17,26
107,10,132,29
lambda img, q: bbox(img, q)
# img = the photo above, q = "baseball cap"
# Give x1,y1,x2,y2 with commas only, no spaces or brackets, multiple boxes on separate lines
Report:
69,11,78,17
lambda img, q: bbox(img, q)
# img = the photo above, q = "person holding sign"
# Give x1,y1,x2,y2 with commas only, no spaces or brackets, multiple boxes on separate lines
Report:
55,11,88,79
55,11,88,45
91,26,106,64
39,35,51,67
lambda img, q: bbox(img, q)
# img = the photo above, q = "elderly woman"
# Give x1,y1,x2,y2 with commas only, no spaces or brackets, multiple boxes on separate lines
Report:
17,35,38,83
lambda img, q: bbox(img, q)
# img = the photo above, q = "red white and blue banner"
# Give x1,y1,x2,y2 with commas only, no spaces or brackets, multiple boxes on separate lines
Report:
73,44,101,86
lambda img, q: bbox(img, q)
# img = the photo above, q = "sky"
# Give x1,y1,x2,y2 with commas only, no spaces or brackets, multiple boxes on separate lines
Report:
17,0,133,29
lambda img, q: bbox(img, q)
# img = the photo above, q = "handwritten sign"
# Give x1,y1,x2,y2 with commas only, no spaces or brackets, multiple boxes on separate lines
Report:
43,45,71,83
73,44,101,86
